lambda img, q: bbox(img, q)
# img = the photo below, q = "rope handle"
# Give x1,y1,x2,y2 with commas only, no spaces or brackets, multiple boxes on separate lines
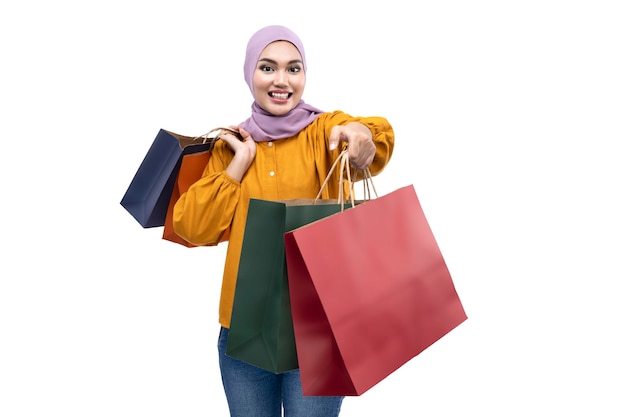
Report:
194,127,243,146
349,161,378,202
315,150,377,210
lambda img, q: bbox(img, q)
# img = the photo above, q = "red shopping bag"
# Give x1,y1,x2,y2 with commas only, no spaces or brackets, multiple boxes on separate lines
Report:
284,184,467,396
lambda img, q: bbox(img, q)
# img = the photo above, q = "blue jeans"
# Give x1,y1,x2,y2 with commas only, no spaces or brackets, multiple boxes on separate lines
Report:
218,327,344,417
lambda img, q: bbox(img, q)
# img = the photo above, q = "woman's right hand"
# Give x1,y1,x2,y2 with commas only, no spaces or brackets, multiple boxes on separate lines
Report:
223,126,256,182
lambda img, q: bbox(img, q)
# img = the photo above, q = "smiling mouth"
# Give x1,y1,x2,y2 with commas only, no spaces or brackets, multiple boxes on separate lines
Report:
269,92,292,100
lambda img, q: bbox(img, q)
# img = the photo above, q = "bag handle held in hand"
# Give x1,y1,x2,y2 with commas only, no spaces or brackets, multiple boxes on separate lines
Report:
196,127,243,147
316,150,377,209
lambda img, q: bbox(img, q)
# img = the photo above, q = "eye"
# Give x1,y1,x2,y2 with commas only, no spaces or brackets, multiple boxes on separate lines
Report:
288,66,302,74
259,65,274,72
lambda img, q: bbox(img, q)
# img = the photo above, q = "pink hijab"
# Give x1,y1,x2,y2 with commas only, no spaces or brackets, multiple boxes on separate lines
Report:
239,25,323,142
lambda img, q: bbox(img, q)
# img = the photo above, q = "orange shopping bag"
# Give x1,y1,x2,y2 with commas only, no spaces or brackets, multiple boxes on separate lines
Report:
161,128,241,247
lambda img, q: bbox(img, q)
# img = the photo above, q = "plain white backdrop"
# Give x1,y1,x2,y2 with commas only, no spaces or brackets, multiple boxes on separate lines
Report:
1,1,625,416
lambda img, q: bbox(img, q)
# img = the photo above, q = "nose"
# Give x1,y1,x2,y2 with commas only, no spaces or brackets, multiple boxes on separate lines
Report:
273,70,288,87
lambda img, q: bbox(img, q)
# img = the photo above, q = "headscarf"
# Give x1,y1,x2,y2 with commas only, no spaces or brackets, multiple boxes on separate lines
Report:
239,25,323,142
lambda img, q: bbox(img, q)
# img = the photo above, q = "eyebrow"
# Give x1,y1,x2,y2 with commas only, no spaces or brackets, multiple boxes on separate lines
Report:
258,58,303,66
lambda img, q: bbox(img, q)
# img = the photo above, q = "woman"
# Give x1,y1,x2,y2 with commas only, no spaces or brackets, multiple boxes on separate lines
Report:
173,25,394,416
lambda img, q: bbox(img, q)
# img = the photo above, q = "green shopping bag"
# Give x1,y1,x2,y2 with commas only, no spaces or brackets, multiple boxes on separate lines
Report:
226,198,355,373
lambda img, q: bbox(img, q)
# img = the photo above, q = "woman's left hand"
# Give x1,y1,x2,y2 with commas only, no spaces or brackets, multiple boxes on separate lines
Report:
328,122,375,170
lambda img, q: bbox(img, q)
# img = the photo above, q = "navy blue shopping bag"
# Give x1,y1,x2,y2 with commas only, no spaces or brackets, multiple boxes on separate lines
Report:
120,129,218,228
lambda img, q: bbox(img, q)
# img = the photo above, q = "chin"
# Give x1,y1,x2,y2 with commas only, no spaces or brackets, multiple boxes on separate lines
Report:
265,103,295,116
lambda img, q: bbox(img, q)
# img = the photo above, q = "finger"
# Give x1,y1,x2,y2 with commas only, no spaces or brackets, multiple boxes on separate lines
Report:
329,125,358,151
238,126,252,141
328,126,342,150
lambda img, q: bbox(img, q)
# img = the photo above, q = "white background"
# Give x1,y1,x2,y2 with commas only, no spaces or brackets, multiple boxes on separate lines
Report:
1,1,625,416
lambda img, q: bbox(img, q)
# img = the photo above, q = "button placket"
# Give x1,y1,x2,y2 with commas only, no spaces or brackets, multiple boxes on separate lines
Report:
267,142,276,177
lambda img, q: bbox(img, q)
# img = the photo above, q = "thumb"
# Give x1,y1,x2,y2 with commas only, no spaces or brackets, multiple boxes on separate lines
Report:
328,125,344,150
238,126,251,141
329,137,339,151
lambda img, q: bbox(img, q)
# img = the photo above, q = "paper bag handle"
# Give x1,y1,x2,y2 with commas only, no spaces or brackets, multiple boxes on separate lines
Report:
196,127,243,146
316,150,377,209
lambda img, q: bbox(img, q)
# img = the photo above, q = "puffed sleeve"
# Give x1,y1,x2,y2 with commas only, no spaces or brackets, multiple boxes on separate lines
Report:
172,141,239,246
352,116,394,177
320,111,395,177
311,111,394,200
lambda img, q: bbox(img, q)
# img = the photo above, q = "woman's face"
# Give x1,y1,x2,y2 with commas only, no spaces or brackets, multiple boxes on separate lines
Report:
252,40,305,115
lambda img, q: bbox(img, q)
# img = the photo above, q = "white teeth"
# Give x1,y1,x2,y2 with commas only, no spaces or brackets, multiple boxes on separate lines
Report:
272,93,289,99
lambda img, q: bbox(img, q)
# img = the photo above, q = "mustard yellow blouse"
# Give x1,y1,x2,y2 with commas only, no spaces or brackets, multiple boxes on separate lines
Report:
173,110,394,328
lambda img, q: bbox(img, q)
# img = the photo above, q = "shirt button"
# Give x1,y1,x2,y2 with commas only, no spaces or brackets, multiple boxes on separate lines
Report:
268,142,273,147
269,171,275,177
